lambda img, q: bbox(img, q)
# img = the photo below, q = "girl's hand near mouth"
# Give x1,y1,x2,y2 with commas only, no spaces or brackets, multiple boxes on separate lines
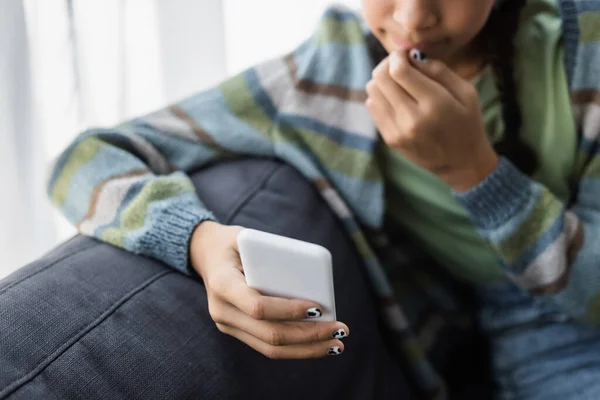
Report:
366,49,499,192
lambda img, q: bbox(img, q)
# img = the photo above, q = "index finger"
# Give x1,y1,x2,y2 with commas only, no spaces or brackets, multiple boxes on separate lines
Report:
387,50,447,104
408,50,471,105
223,270,323,321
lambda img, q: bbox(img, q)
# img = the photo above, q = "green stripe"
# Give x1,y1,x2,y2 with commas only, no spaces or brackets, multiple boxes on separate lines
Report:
580,12,600,42
51,137,105,207
271,122,379,181
400,336,425,364
100,177,195,248
222,70,379,181
351,230,376,259
499,189,563,264
220,74,273,140
316,18,365,45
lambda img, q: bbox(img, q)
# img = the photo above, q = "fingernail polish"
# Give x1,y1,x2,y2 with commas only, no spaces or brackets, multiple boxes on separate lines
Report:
332,329,347,339
306,308,322,318
328,346,343,356
410,49,427,62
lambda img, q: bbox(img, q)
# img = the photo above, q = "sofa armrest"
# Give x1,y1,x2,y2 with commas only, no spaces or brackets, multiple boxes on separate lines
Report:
0,158,412,400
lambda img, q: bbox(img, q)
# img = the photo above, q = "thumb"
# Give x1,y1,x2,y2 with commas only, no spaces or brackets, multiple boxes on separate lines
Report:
408,49,467,103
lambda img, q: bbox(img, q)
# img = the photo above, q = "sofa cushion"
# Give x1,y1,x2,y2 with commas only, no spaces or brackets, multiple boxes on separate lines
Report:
0,158,413,400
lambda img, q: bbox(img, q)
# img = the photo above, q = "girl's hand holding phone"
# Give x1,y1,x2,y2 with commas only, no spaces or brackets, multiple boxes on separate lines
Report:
189,222,349,359
365,49,499,192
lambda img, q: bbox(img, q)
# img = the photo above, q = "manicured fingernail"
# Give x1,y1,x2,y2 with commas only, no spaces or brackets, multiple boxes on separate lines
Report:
409,49,427,62
328,346,343,356
332,329,348,339
306,308,322,318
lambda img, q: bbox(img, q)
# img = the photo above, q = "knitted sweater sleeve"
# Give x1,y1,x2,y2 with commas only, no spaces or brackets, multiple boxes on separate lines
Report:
454,156,600,324
47,72,277,274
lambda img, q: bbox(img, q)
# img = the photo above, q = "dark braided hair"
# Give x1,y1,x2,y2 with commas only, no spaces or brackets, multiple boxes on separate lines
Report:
366,0,538,176
480,0,538,175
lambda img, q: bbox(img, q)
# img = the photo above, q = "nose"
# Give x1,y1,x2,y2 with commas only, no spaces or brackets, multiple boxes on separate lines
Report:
392,0,438,31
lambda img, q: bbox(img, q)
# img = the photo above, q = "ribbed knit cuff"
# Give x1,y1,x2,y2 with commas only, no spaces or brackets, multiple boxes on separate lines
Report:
556,0,579,85
136,203,217,275
452,157,534,230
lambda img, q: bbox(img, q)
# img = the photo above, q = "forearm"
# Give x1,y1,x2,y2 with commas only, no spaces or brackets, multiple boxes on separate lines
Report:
47,132,218,273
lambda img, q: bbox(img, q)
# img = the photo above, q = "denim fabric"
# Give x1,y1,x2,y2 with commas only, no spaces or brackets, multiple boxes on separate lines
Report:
478,282,600,400
0,159,415,400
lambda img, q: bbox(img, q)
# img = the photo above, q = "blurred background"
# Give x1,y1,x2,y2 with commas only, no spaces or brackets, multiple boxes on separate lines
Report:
0,0,361,279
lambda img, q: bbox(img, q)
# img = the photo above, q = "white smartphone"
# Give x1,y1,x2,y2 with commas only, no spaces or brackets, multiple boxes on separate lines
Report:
237,229,336,322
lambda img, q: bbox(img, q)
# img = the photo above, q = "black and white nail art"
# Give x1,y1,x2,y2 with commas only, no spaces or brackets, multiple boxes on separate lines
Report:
328,346,343,356
306,308,322,318
409,49,428,62
332,329,347,339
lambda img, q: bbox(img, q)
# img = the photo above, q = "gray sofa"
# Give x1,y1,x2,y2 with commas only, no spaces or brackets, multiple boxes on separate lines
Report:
0,158,422,399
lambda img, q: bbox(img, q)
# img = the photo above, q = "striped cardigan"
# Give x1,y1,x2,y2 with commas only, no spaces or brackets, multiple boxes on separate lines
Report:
48,1,600,397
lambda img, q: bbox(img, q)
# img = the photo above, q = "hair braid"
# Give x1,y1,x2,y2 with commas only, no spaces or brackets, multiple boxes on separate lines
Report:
482,0,538,175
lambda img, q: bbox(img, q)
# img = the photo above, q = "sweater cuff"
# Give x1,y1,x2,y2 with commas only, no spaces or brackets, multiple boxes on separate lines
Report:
136,202,217,275
452,157,534,230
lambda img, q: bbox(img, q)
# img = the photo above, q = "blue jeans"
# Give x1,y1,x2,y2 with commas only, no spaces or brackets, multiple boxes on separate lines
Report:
478,282,600,400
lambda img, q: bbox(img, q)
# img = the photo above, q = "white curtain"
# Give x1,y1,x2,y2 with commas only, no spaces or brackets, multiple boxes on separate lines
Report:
0,0,361,279
0,0,56,276
223,0,361,74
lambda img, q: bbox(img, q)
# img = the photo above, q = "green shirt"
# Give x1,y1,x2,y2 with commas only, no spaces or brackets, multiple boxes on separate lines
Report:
381,0,577,283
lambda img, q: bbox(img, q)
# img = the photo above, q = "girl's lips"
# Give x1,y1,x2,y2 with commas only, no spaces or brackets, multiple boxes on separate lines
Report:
391,37,446,52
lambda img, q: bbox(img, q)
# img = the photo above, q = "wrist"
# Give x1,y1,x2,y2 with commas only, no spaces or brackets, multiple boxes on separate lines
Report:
452,156,535,230
189,221,245,279
442,147,499,192
190,221,223,278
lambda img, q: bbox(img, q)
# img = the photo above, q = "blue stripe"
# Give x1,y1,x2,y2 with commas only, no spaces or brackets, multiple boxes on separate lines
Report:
61,145,148,224
273,141,324,180
579,136,597,153
89,130,141,152
294,41,373,90
573,178,600,223
268,138,383,228
244,68,279,120
279,114,374,152
247,64,375,152
327,168,383,228
130,123,219,171
363,256,395,296
485,184,544,243
176,85,275,157
340,216,360,234
559,0,580,85
576,1,600,12
47,132,97,196
572,42,600,90
306,146,384,228
510,212,566,274
47,141,79,197
323,6,360,22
